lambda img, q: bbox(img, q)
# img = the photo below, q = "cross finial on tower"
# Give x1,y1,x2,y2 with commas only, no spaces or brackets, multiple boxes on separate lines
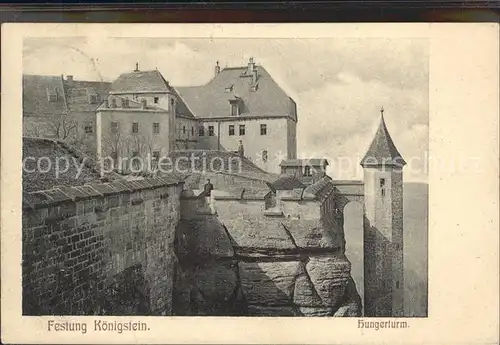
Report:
380,106,384,116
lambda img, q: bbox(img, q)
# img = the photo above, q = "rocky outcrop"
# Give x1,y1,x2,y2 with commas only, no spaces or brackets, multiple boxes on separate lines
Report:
173,197,363,316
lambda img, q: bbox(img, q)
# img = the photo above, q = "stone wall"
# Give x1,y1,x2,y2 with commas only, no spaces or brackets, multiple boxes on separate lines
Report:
22,176,184,315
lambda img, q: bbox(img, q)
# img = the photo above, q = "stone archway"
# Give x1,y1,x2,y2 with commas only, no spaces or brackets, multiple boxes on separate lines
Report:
332,182,365,315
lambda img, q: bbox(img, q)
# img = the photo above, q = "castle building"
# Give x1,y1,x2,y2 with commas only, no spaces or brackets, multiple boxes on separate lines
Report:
22,58,297,174
22,74,111,156
175,58,298,173
360,109,406,317
95,94,172,172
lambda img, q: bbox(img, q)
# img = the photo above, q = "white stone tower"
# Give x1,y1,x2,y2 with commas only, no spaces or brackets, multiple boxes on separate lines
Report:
360,108,405,317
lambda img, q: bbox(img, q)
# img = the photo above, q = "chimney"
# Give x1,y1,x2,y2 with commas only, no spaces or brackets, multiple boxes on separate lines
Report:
134,62,140,72
141,99,147,109
247,57,255,75
215,61,220,76
66,75,74,85
111,98,117,108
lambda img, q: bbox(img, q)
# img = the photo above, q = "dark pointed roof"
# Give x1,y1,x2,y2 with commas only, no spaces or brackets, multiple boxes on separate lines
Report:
360,113,406,167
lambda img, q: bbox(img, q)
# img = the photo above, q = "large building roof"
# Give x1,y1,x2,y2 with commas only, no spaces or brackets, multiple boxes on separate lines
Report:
23,75,67,117
175,62,297,121
360,113,406,167
63,78,111,113
22,137,107,192
110,69,175,94
23,74,111,116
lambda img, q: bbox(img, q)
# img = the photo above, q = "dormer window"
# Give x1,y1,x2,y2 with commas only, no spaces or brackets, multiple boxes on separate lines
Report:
87,88,99,104
231,103,239,116
303,166,312,177
46,88,58,102
225,84,234,93
251,83,259,92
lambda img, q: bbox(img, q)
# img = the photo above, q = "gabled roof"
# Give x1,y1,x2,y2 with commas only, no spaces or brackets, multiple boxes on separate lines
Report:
360,114,406,167
63,79,111,113
171,87,196,119
110,70,175,94
23,75,67,116
175,65,297,121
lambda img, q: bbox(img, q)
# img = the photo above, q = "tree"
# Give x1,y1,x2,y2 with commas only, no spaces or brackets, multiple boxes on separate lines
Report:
48,115,78,141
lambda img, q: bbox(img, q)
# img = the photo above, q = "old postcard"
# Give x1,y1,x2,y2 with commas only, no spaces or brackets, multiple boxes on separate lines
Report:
1,23,498,344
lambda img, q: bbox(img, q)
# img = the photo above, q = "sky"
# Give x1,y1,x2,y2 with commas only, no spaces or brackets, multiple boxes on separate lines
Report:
23,37,429,182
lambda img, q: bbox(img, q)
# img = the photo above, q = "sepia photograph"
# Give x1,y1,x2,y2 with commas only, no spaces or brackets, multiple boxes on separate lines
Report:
2,23,498,345
21,36,428,318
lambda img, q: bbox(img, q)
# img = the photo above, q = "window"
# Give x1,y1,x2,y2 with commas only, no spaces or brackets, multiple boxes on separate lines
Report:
225,85,234,93
131,151,140,170
239,124,245,136
260,124,267,135
153,122,160,134
84,123,94,134
111,122,119,133
199,126,205,136
183,126,186,134
303,166,312,177
396,281,400,289
208,126,215,136
380,178,386,197
229,125,235,136
262,150,268,162
171,98,175,106
231,103,239,116
132,122,139,134
154,97,159,104
191,127,194,136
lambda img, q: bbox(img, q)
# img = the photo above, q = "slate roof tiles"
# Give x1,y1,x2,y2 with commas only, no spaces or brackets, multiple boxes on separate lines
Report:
175,65,297,121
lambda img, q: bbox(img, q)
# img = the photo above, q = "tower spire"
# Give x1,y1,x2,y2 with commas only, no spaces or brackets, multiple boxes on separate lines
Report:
360,108,406,167
361,106,406,317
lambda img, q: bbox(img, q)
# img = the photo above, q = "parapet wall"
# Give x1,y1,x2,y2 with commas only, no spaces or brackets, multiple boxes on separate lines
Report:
22,176,184,315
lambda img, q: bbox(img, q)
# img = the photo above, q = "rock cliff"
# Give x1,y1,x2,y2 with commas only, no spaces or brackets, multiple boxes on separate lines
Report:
173,198,362,316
